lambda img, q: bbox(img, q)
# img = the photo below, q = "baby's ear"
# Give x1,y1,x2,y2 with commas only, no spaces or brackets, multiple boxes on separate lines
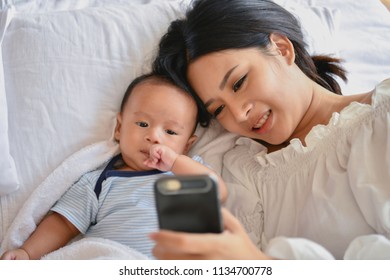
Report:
183,134,198,154
114,113,122,141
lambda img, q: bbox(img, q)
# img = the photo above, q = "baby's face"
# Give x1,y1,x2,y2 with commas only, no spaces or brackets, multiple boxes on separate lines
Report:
115,82,197,171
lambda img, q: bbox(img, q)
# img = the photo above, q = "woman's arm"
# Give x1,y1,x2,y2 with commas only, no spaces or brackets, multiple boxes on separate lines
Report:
171,154,228,202
145,144,228,202
150,208,273,260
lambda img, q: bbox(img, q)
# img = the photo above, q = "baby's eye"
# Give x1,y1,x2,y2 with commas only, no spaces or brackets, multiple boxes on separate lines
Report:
136,121,148,128
166,129,178,135
212,105,225,118
233,74,247,92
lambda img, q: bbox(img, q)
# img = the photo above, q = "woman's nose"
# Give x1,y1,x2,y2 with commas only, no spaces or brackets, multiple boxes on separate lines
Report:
229,100,252,122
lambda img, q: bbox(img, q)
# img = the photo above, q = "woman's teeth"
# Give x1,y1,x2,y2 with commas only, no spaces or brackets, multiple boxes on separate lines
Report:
253,110,270,129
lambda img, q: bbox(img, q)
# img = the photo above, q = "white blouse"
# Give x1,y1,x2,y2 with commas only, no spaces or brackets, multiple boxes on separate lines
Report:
222,79,390,259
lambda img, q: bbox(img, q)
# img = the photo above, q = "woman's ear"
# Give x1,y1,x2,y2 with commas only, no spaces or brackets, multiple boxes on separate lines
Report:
114,113,122,142
183,135,198,155
269,33,295,65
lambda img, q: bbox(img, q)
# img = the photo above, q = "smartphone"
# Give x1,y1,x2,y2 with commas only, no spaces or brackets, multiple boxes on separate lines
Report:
154,174,223,233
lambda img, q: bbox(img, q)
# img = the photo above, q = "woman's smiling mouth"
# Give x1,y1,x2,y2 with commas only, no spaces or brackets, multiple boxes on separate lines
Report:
252,110,271,131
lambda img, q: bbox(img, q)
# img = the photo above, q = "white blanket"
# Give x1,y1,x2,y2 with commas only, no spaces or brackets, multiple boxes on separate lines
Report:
0,139,150,259
41,237,148,260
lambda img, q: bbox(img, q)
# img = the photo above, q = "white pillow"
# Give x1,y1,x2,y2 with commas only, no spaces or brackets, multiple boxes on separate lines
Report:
276,0,390,94
0,6,19,196
2,1,186,202
0,0,164,12
287,5,340,56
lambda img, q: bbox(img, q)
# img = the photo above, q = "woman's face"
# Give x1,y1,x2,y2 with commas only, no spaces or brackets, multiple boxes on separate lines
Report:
187,47,310,145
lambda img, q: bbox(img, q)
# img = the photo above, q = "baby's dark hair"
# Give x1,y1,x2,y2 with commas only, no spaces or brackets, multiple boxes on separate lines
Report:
120,73,154,112
153,0,347,127
120,73,199,133
121,73,192,111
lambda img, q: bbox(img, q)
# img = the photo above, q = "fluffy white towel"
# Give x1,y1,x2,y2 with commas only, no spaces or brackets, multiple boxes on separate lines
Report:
0,139,128,259
41,237,148,260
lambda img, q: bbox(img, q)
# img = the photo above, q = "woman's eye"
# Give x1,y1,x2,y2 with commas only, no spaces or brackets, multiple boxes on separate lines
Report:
213,105,225,118
136,121,148,128
166,129,178,135
233,74,247,92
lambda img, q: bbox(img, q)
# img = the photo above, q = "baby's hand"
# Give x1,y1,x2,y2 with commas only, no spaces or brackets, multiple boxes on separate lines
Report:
0,248,30,260
144,144,178,171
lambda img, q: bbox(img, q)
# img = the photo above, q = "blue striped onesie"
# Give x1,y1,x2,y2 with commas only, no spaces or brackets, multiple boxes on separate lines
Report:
51,154,204,259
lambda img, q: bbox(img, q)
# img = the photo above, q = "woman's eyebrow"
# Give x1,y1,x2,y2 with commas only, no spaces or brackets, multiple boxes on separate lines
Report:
219,65,239,90
204,98,215,109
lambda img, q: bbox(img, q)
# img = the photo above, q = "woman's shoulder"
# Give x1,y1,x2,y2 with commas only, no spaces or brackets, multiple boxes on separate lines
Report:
376,77,390,89
332,78,390,124
372,78,390,105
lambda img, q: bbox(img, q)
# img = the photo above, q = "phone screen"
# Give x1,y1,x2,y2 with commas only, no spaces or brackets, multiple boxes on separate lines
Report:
154,175,223,233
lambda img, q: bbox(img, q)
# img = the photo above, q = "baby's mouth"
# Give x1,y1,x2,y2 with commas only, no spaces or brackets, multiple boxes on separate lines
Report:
252,110,271,130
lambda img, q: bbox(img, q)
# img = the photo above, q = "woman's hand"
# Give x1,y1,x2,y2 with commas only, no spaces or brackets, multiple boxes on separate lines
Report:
150,208,273,260
0,248,30,260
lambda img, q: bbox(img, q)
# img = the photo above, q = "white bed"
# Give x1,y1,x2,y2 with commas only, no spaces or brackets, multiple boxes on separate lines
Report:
1,0,389,259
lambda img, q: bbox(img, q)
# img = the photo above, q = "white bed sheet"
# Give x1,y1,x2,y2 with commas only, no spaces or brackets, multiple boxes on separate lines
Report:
0,6,18,195
275,0,390,94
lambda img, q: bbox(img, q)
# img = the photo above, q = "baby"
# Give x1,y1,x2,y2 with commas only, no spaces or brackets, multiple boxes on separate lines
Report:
1,73,227,260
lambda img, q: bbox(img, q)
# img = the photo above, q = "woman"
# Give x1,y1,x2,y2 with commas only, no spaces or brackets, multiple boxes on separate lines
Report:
150,0,390,259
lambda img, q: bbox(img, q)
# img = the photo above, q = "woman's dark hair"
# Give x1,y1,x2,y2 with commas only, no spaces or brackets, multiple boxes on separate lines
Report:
153,0,347,127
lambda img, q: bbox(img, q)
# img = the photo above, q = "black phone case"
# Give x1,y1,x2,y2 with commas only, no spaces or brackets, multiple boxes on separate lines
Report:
154,175,223,233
